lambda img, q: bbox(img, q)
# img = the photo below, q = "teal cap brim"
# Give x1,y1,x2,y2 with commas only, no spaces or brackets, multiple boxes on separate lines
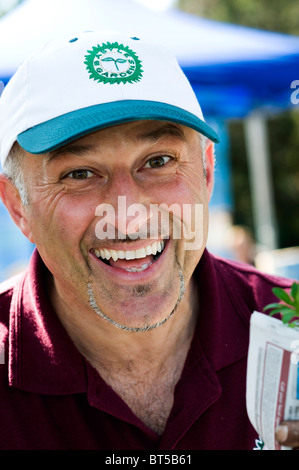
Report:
17,100,219,154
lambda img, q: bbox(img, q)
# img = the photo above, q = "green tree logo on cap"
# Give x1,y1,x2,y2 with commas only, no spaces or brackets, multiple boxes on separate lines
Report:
84,42,143,84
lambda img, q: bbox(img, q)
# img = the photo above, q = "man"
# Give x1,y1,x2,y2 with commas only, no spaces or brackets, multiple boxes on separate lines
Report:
0,31,296,450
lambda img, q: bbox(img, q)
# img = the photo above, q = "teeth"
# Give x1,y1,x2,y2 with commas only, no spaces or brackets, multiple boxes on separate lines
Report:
125,262,153,273
136,248,146,259
94,240,165,262
151,242,157,256
145,245,152,255
125,251,135,260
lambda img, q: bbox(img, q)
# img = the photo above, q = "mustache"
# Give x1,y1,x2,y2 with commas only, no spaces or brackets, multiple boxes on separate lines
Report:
94,211,182,243
97,233,169,243
91,228,170,250
94,216,178,241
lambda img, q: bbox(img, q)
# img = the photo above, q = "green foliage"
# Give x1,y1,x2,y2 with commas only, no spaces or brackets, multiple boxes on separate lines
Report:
264,282,299,328
178,0,299,35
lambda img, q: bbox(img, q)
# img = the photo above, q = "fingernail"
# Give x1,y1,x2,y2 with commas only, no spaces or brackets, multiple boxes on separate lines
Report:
276,424,288,443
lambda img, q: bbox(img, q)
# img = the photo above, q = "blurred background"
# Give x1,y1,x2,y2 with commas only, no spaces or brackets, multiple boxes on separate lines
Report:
0,0,298,281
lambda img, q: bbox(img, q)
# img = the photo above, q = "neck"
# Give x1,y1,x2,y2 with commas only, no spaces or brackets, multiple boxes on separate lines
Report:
48,274,198,372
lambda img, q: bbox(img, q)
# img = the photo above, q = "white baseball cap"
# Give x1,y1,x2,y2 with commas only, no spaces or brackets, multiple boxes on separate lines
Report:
0,30,219,167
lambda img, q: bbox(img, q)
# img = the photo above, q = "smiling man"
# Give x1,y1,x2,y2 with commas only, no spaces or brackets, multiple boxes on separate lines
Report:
0,31,296,450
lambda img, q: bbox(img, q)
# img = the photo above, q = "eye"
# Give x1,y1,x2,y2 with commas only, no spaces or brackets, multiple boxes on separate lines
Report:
144,156,172,169
65,169,94,179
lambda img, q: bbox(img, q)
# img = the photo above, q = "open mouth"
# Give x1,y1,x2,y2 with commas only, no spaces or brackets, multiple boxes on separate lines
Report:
93,239,166,272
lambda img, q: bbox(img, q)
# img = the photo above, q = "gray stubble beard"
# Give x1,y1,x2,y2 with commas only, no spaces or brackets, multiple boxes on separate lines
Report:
87,258,186,333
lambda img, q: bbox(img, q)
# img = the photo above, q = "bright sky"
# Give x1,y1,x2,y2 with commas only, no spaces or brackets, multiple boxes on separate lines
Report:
0,0,177,12
0,0,17,10
134,0,176,11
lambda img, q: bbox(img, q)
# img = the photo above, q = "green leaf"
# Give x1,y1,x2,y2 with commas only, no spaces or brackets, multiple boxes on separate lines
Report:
279,305,297,314
264,283,299,328
268,307,285,317
272,287,294,306
281,311,297,324
291,282,299,312
288,320,299,329
264,302,283,311
291,282,298,298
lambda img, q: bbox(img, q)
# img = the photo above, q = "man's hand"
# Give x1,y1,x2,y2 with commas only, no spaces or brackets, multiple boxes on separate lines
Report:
276,421,299,448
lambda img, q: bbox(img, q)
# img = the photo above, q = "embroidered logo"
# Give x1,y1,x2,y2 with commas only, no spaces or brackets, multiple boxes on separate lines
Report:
84,41,143,85
253,437,265,450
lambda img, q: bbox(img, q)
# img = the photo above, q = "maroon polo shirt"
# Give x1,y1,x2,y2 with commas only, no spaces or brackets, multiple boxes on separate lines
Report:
0,248,292,450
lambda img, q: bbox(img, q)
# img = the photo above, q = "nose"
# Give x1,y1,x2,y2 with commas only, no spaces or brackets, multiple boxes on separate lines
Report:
97,169,150,239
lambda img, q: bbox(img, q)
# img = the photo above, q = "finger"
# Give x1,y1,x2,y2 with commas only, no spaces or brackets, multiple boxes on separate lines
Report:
276,421,299,448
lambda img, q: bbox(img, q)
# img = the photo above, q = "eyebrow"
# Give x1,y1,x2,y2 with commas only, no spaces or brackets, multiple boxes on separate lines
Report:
137,123,187,142
45,144,96,164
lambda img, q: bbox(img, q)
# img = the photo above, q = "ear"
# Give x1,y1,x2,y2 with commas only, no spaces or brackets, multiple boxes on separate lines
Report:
204,140,215,200
0,174,34,243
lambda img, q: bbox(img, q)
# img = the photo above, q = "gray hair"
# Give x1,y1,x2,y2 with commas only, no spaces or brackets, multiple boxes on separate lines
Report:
2,142,30,206
201,135,207,178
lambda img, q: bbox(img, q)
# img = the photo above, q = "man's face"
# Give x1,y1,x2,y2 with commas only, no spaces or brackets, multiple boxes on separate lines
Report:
16,120,214,330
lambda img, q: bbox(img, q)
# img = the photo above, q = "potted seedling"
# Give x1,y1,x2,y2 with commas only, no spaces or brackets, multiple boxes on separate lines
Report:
246,281,299,450
264,282,299,328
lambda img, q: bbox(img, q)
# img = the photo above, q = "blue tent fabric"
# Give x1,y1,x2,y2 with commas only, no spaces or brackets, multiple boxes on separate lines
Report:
184,54,299,117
